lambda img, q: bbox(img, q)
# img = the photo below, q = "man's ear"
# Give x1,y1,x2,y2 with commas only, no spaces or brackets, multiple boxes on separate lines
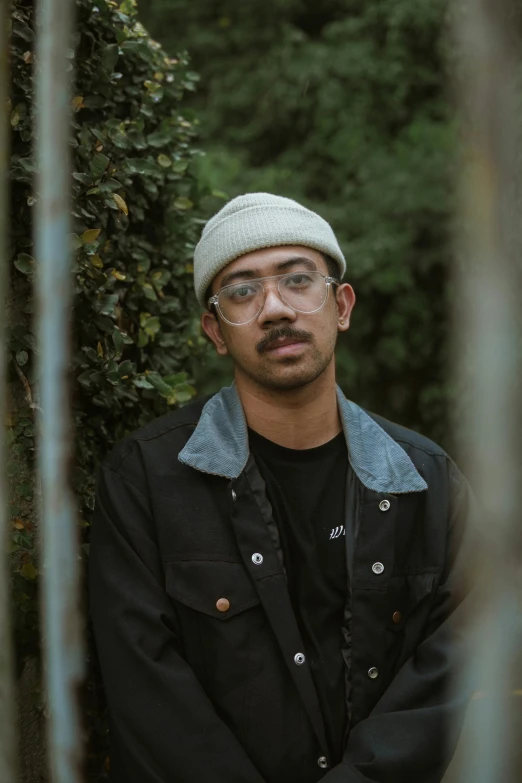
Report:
336,283,356,332
201,311,229,355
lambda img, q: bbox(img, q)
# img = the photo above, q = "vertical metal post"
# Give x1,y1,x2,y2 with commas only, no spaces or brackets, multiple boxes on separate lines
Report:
452,0,522,781
0,3,19,780
34,0,84,780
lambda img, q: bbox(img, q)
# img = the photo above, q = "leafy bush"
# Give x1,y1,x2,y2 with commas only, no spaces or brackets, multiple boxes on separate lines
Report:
9,0,204,775
141,0,455,446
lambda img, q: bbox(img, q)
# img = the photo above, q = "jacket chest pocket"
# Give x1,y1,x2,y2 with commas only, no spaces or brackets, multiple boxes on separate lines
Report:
385,572,439,636
165,559,265,700
165,559,261,620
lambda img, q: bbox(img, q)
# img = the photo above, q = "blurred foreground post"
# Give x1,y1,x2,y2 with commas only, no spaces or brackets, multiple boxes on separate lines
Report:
0,3,19,781
35,0,84,779
452,0,522,781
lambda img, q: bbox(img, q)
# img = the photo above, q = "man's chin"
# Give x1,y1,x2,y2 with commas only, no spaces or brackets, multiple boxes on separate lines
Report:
242,359,330,392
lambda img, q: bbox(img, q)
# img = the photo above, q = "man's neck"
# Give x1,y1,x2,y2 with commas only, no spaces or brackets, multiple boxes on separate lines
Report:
235,367,342,450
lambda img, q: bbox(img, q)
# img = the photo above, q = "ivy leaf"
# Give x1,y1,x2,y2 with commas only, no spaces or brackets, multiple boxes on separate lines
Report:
16,482,32,498
16,351,29,366
83,95,106,109
90,153,110,180
118,359,134,378
12,20,34,42
147,128,173,147
98,178,124,193
14,253,36,275
69,234,83,251
101,43,120,74
133,376,154,390
112,330,124,353
174,385,196,403
71,95,85,111
81,228,102,244
16,156,38,173
172,160,188,174
145,372,174,397
173,197,193,211
73,172,92,184
141,282,157,301
21,562,38,580
113,194,129,215
95,294,118,316
163,372,188,386
124,158,160,176
127,129,147,150
141,315,160,337
157,154,172,168
78,370,94,388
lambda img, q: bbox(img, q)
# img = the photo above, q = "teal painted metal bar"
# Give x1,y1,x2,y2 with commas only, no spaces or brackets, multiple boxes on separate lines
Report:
0,3,19,781
452,0,522,781
34,0,84,779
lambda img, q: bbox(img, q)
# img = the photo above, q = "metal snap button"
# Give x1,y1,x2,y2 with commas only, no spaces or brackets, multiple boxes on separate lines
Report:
294,652,306,665
368,667,379,679
317,756,329,769
379,499,391,512
392,611,402,624
216,597,230,612
231,489,237,501
252,553,263,565
372,562,384,575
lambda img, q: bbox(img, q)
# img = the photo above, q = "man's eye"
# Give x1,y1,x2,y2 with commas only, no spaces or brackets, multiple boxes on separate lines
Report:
228,284,256,300
284,273,313,287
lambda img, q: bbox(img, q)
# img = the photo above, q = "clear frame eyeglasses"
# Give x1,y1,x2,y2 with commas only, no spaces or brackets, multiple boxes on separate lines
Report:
208,270,338,326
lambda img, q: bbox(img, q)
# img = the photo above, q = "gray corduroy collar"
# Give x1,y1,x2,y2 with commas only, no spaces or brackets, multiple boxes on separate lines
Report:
178,383,428,494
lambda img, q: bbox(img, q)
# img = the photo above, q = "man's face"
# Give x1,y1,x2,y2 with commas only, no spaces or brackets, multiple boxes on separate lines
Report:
201,245,356,393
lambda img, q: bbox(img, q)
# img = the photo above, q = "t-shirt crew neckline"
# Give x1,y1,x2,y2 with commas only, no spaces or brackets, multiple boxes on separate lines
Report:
247,428,346,460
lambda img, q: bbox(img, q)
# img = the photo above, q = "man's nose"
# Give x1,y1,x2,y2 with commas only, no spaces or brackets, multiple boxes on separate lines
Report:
257,285,296,326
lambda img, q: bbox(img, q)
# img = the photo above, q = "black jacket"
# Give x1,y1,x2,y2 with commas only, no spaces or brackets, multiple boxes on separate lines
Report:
89,385,474,783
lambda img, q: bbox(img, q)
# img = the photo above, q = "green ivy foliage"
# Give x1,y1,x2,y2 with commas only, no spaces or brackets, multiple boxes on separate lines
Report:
9,0,204,773
141,0,456,447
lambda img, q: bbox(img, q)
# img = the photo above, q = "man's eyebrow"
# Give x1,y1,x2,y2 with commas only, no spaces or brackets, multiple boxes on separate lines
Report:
219,268,260,288
218,256,318,288
275,256,318,273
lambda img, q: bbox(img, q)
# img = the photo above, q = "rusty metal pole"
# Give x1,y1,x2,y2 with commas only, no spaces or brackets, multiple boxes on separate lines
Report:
0,3,19,781
34,0,84,780
452,0,522,781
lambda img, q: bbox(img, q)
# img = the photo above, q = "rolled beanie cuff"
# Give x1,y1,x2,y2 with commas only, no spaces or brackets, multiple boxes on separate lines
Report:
194,203,346,307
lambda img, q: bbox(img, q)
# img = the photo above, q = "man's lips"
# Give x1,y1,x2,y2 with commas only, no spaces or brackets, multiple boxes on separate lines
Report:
264,337,309,355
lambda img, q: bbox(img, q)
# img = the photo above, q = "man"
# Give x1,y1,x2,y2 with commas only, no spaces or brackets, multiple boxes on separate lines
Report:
89,193,472,783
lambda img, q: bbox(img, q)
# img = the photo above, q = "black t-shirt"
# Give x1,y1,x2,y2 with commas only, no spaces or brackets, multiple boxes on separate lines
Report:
248,428,348,763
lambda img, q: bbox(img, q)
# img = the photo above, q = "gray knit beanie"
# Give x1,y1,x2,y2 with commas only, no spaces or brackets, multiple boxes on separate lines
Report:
193,193,346,307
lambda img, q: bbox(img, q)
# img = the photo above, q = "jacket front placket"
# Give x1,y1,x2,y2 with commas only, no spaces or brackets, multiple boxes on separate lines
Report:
350,485,400,724
228,458,329,761
353,486,398,587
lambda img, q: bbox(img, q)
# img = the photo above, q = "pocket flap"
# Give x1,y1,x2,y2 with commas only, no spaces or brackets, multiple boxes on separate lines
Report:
165,560,261,620
387,572,438,633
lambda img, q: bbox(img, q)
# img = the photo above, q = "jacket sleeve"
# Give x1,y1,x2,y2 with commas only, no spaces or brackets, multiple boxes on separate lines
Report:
321,462,476,783
89,460,266,783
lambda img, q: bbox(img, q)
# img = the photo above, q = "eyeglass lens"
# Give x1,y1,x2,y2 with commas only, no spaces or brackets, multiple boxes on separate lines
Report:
217,271,329,325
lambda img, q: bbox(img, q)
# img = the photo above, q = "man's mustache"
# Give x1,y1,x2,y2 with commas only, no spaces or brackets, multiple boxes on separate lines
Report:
256,326,314,355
